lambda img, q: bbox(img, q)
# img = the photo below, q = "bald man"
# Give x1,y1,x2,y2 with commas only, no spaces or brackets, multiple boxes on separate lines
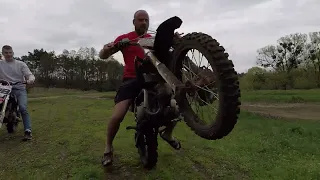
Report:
99,10,181,166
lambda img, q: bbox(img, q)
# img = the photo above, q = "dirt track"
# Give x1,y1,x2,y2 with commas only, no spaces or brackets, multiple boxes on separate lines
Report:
28,94,320,121
241,102,320,121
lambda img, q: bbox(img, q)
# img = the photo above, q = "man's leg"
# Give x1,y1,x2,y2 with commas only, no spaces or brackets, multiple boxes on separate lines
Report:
156,81,181,150
160,121,181,150
12,89,32,140
158,52,181,149
102,78,142,166
105,99,131,152
102,99,131,166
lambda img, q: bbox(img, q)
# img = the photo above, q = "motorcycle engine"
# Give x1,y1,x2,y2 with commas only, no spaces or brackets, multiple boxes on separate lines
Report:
135,83,180,124
135,103,145,122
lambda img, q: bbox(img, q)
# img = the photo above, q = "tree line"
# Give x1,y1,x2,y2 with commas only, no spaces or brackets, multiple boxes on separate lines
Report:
240,31,320,90
18,47,124,91
10,31,319,92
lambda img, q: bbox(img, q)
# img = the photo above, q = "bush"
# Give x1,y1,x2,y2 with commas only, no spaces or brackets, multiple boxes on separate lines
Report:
240,66,319,90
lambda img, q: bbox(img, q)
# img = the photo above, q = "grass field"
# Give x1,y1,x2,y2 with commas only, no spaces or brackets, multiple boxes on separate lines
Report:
0,88,320,180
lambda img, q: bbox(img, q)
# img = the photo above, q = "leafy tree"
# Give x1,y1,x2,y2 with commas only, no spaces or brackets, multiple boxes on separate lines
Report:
256,33,308,89
307,32,320,87
257,33,307,72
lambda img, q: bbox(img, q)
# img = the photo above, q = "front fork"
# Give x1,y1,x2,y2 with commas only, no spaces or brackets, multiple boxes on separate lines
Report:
0,96,9,128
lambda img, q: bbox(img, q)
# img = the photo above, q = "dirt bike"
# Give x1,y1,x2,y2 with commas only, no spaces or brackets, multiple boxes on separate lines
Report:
0,80,23,133
115,16,241,169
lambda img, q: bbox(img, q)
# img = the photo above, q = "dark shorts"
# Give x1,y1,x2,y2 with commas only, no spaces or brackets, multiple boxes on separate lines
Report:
114,78,142,104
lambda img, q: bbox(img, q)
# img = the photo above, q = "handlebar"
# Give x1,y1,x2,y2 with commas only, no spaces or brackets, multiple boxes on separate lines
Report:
114,38,139,50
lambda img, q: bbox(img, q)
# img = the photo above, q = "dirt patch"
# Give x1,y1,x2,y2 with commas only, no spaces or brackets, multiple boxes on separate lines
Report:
28,94,114,101
74,95,114,99
241,102,320,121
28,94,320,121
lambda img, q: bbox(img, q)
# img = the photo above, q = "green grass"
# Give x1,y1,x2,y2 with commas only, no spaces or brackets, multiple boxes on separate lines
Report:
27,87,117,100
0,95,319,180
241,89,320,103
27,87,98,98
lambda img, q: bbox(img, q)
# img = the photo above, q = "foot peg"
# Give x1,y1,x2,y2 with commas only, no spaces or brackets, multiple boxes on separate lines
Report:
126,126,137,130
171,115,183,122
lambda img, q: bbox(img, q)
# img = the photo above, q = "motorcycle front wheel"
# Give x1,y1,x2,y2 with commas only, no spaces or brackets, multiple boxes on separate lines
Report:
170,32,241,140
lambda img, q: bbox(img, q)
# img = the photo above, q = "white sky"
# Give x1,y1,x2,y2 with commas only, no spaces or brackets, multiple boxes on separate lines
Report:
0,0,319,72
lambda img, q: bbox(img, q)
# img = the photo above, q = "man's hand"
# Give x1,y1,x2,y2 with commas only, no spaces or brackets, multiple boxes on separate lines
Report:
26,79,35,85
173,32,184,47
99,42,116,59
175,32,184,38
103,42,114,50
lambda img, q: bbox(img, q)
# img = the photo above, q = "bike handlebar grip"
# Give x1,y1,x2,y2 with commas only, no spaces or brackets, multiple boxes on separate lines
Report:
115,38,136,50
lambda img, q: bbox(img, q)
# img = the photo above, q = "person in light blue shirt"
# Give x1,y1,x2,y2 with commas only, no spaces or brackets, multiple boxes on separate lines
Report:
0,45,35,140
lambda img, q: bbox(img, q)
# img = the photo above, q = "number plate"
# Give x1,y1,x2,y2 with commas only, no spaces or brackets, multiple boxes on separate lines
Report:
0,84,12,96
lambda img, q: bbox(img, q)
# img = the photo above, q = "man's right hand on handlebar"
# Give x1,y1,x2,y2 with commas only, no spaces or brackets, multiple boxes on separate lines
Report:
99,38,132,59
103,42,115,50
99,42,120,59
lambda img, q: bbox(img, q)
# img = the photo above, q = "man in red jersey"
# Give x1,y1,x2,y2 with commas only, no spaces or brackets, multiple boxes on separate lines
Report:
99,10,181,166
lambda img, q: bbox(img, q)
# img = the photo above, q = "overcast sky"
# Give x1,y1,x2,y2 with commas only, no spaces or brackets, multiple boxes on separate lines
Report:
0,0,319,72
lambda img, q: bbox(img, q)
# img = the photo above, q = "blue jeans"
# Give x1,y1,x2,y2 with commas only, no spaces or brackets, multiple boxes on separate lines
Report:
11,88,31,132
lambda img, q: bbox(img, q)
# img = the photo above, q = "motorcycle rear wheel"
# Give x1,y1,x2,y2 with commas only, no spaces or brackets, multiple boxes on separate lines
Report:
135,129,158,169
7,122,18,133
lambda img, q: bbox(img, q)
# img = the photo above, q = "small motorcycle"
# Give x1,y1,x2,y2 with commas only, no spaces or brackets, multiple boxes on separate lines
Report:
0,80,24,133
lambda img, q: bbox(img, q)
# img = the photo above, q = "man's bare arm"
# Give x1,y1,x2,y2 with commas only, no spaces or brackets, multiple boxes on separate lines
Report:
99,43,120,59
21,62,36,84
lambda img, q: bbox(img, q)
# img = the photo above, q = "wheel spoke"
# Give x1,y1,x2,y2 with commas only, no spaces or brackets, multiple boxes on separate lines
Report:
179,48,220,124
